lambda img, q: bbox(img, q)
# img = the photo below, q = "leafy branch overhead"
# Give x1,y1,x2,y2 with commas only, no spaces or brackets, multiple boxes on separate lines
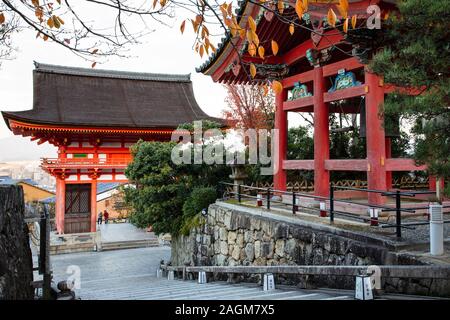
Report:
1,1,365,79
178,0,360,94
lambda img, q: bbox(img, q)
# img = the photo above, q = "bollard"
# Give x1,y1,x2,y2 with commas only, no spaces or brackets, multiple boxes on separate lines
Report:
263,273,275,291
429,204,444,256
369,208,379,226
167,270,175,280
198,271,207,284
355,274,374,300
257,194,263,207
319,202,327,217
292,193,298,214
156,269,162,278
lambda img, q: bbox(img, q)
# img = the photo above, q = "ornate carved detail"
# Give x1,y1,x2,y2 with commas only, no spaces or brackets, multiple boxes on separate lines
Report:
88,168,100,180
253,63,289,80
328,69,362,92
288,82,312,101
306,48,332,68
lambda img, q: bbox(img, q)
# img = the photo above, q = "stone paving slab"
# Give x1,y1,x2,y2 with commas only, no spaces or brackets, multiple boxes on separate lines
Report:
99,223,157,243
49,246,353,300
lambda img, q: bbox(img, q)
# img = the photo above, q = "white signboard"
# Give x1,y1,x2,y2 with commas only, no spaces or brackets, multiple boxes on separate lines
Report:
263,273,275,291
355,275,374,300
198,271,207,284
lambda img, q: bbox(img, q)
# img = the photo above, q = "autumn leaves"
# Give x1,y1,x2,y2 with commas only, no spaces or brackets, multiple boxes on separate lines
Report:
182,0,357,95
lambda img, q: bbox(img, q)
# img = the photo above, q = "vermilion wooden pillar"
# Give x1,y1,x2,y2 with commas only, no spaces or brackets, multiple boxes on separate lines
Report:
90,181,97,232
55,178,65,234
385,137,392,190
55,145,67,234
313,66,330,197
273,88,288,191
365,70,387,204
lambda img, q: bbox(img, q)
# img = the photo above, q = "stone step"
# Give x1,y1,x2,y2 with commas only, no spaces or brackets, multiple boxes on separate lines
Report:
50,242,96,255
101,239,159,251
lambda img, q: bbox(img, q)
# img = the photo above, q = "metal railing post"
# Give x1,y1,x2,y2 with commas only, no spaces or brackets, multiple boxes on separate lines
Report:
237,184,241,203
395,190,402,238
292,192,297,215
329,183,334,223
267,188,271,210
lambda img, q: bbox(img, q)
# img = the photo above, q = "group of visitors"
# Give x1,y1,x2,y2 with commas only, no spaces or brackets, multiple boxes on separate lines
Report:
97,210,109,225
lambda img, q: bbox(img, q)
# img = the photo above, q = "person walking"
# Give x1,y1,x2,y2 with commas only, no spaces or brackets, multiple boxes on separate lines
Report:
103,210,109,224
97,211,103,225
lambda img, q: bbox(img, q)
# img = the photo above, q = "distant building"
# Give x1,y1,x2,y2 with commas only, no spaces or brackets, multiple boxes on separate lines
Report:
2,62,223,234
96,183,129,220
0,176,55,203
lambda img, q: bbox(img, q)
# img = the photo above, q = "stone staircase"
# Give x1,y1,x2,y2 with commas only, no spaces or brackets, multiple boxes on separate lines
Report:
101,238,160,251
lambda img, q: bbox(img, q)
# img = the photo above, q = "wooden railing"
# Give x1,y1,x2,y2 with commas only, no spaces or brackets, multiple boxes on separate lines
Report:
245,177,429,193
41,157,131,168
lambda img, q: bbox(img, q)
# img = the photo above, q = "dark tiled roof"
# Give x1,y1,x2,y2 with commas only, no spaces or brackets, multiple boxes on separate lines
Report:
3,62,223,129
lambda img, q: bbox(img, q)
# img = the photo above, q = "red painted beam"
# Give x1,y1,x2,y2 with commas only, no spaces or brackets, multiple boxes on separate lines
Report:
282,58,363,90
274,32,343,66
283,96,314,111
322,57,363,77
283,160,315,170
282,70,315,89
324,159,368,171
324,85,367,103
385,158,427,171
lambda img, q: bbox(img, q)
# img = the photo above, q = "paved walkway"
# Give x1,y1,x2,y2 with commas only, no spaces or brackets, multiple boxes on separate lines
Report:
99,222,157,243
50,247,353,300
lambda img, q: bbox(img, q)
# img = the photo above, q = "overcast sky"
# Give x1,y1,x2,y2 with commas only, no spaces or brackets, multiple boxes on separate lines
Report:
0,4,303,161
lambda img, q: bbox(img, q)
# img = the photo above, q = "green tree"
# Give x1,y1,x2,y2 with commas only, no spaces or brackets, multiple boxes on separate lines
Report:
124,121,230,235
370,0,450,196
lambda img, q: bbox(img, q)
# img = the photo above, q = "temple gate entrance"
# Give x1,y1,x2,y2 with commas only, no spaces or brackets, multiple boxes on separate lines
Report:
65,184,91,233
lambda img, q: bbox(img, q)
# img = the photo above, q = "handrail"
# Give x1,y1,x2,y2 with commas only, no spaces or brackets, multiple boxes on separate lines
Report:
219,181,441,238
161,265,450,280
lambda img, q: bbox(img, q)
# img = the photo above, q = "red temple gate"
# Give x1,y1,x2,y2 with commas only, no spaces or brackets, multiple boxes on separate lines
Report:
2,63,221,234
198,0,437,205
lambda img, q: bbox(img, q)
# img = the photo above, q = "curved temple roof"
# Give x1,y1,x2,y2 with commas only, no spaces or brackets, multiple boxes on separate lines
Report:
2,62,222,130
197,0,393,79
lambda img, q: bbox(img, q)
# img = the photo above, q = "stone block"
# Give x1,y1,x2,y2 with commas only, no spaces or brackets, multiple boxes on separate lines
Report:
275,239,285,257
250,218,261,231
236,233,244,248
231,245,240,260
220,241,228,255
244,230,253,243
216,254,227,266
245,243,255,261
227,231,237,244
254,240,261,259
219,228,228,241
274,224,289,239
284,238,297,257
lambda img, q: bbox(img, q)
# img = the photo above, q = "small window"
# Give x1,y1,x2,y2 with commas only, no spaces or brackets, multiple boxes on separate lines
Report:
73,154,88,158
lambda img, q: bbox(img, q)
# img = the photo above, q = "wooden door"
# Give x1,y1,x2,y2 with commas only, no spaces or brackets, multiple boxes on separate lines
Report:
65,184,91,233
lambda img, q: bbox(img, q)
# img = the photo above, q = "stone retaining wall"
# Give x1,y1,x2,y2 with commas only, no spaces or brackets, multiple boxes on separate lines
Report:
0,185,34,300
171,201,450,297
